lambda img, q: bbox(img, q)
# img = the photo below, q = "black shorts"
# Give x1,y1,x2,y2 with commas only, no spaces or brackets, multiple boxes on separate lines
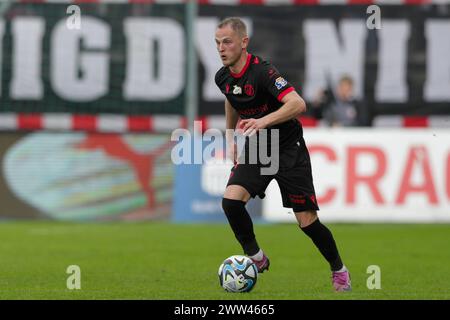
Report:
227,137,319,213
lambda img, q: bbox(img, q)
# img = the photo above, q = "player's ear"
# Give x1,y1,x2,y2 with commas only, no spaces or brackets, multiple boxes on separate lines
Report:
241,36,249,50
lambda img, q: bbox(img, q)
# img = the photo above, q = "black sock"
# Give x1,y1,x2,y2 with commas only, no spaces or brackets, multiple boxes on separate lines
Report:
300,219,344,271
222,198,260,256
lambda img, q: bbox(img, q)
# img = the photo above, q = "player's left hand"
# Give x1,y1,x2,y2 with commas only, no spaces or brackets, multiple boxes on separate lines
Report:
240,118,269,137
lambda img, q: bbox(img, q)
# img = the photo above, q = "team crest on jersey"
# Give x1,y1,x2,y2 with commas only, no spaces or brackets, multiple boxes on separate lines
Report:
275,77,287,90
244,84,255,96
233,85,242,95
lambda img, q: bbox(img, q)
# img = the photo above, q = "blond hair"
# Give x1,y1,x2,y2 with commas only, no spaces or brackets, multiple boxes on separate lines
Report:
217,17,248,38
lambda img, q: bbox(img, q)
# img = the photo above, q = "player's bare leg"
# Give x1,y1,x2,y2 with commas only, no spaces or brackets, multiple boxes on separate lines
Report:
222,185,270,273
295,210,351,292
223,185,251,202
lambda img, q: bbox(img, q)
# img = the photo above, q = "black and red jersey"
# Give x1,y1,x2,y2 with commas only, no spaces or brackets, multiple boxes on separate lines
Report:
215,53,303,149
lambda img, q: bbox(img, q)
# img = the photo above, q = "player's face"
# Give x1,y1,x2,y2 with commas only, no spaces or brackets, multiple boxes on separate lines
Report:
215,26,247,67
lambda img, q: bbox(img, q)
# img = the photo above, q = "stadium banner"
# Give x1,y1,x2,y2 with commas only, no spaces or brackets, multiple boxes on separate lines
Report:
1,129,449,222
0,3,187,115
263,128,450,223
0,3,449,119
0,132,174,221
172,137,262,222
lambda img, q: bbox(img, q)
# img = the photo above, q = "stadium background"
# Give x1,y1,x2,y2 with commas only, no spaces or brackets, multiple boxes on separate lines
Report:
0,0,449,300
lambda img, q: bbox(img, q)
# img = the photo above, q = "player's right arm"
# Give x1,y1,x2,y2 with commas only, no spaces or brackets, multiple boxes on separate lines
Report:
225,98,239,163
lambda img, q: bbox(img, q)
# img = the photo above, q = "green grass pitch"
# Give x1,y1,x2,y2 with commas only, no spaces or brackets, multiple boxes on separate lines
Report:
0,221,449,300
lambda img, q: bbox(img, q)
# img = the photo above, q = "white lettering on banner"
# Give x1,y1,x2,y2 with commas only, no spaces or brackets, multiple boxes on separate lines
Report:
123,18,184,100
197,17,253,102
263,129,450,223
424,20,450,102
51,17,110,101
2,16,450,103
10,18,45,100
303,19,367,100
0,20,4,98
375,20,409,102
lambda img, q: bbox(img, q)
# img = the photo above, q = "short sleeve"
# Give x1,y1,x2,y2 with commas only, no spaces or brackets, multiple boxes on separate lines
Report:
215,67,227,91
215,69,222,88
259,63,295,102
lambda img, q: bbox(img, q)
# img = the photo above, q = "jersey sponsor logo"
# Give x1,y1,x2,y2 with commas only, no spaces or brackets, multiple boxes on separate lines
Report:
244,84,255,97
238,104,268,116
233,85,242,95
275,77,287,90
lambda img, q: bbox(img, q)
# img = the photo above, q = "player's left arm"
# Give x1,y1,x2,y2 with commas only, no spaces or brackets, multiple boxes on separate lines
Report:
241,91,306,136
260,90,306,127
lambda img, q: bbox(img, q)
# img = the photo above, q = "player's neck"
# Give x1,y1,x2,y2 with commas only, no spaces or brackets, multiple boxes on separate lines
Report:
229,52,249,75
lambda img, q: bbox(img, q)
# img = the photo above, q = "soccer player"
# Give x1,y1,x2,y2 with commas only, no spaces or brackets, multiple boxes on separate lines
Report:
214,17,351,292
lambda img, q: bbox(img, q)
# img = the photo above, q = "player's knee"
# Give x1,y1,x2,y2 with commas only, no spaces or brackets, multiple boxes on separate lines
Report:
297,210,318,228
222,198,246,215
224,185,251,202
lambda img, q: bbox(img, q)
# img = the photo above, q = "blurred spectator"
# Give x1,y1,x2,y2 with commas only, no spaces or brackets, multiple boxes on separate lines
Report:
311,75,369,127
